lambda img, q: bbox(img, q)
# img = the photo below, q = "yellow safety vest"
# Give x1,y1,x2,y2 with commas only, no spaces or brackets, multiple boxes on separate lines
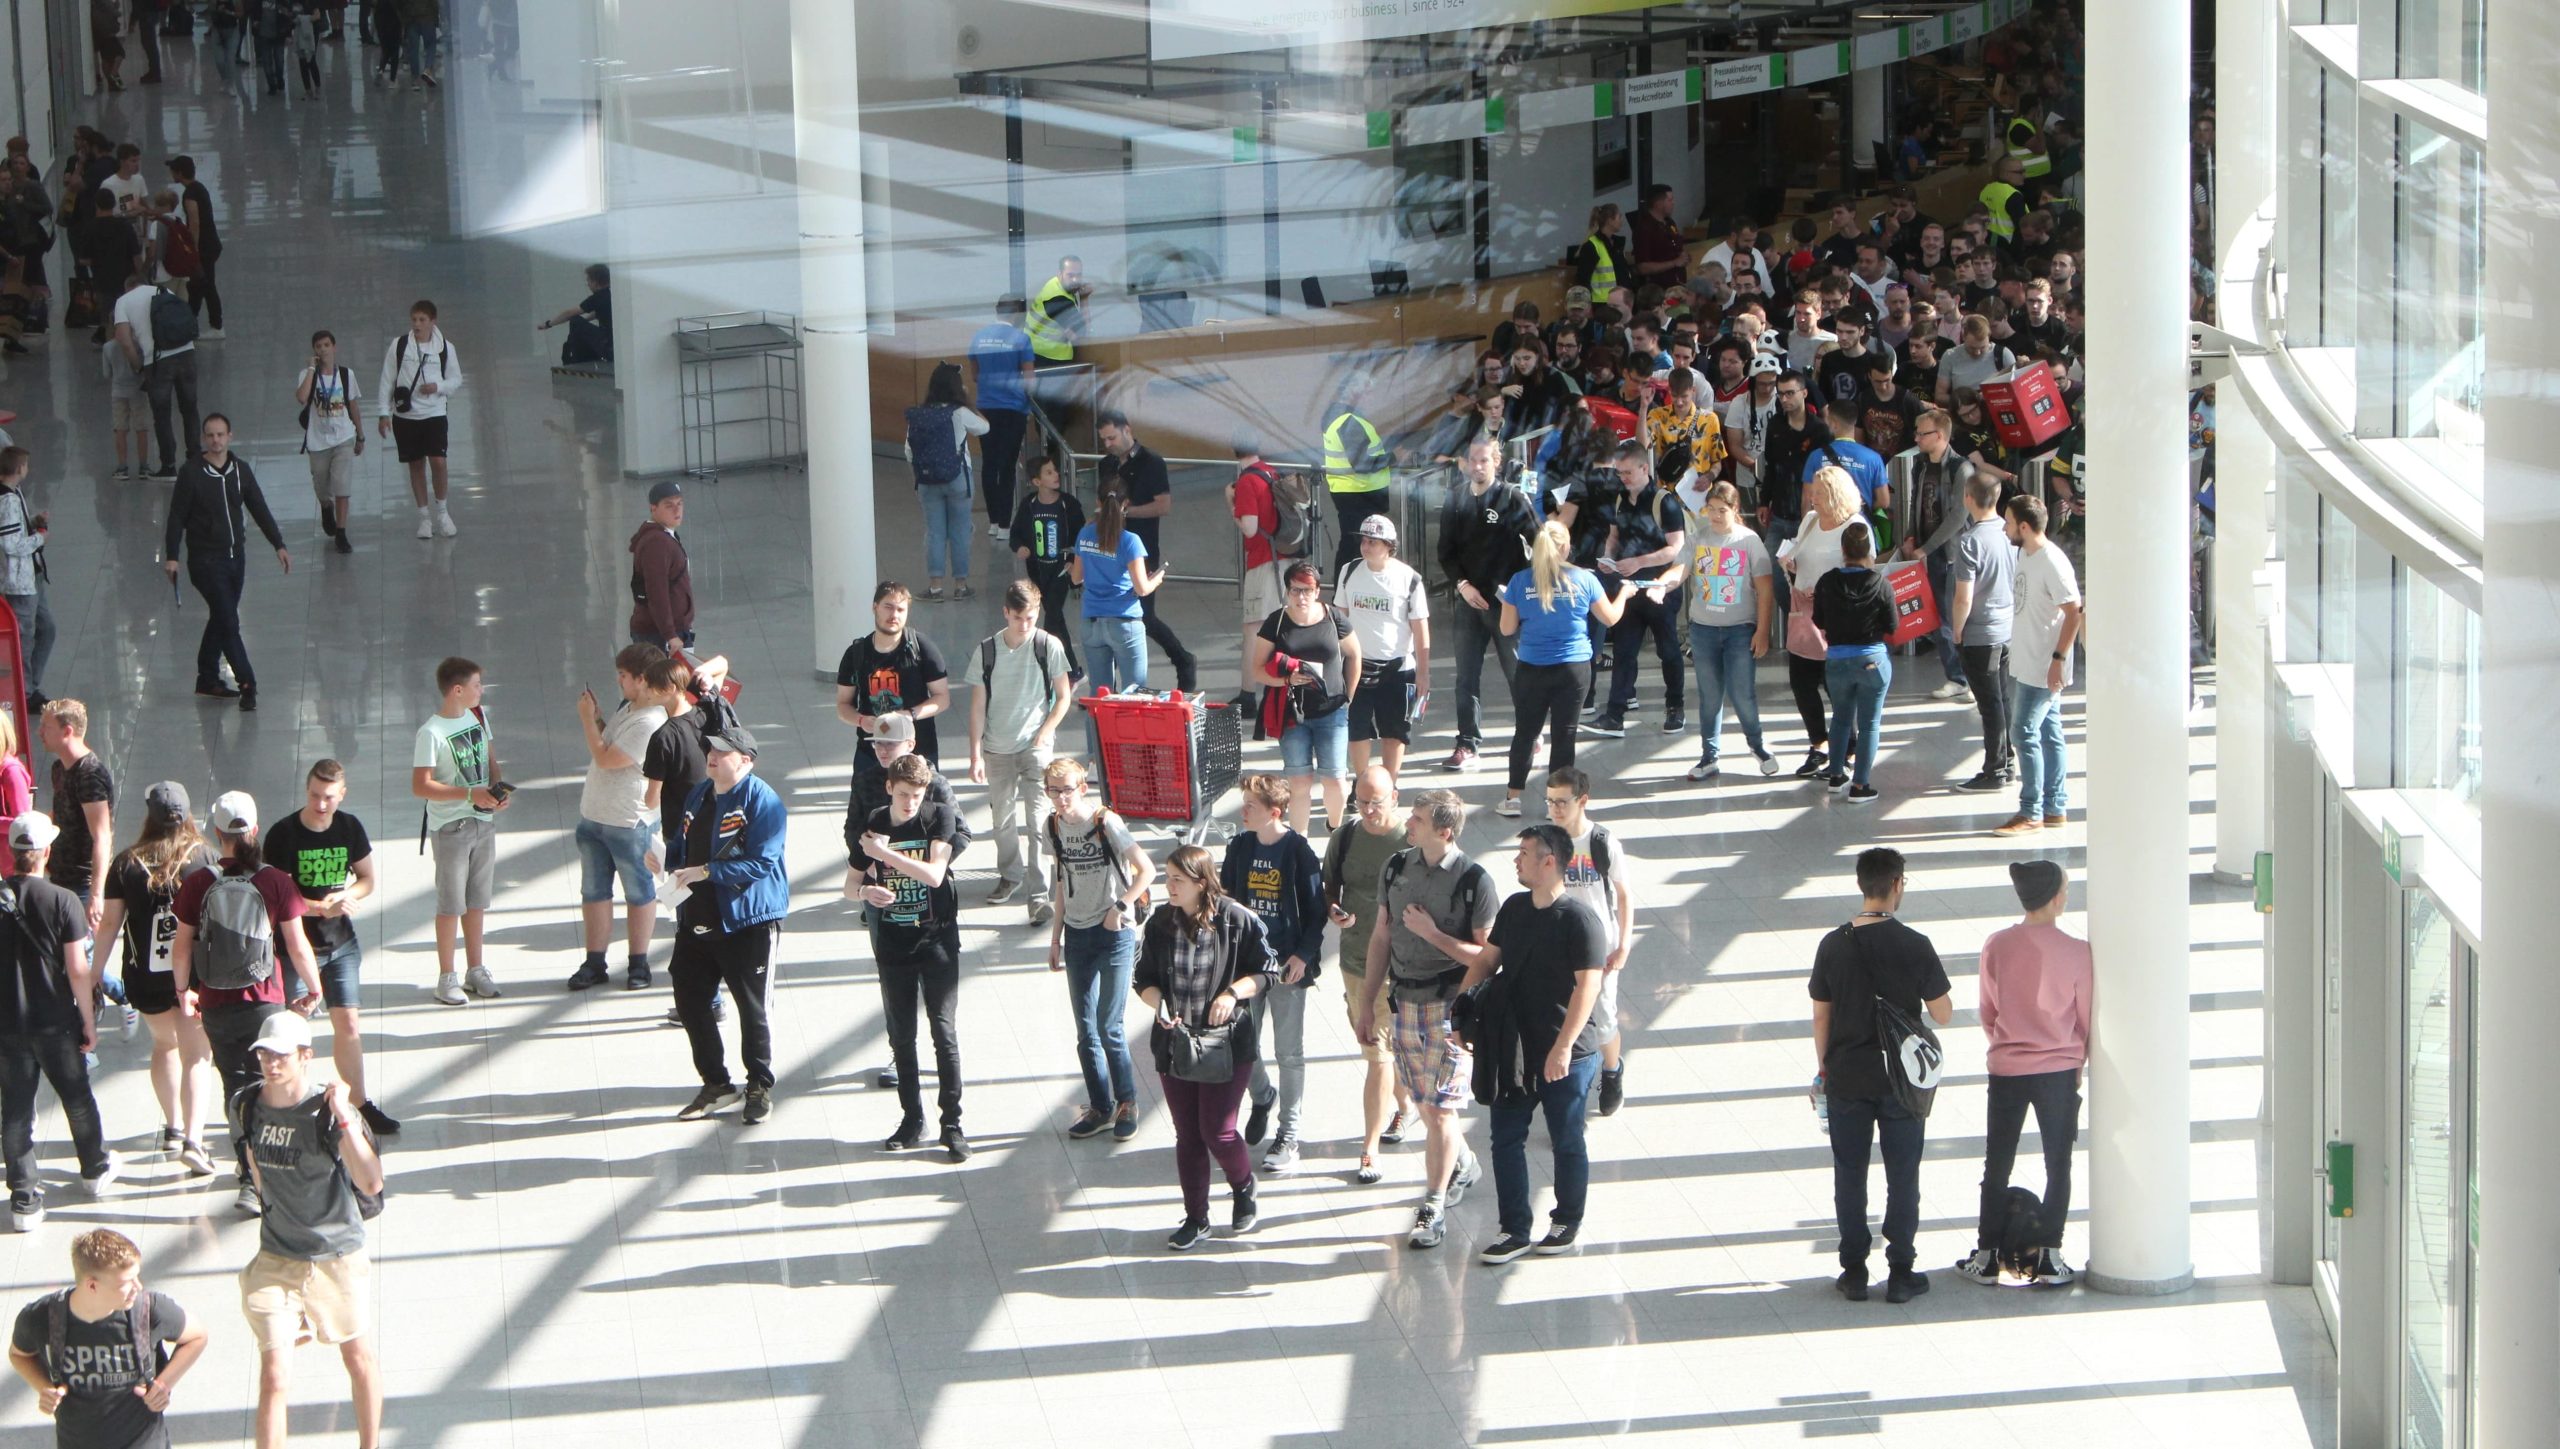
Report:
1026,276,1076,362
1322,413,1390,495
1583,234,1617,294
1979,182,2021,242
2005,118,2052,179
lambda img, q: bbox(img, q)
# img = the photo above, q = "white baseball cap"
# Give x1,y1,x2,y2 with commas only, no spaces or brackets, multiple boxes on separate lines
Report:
8,813,59,852
250,1013,313,1057
208,791,259,835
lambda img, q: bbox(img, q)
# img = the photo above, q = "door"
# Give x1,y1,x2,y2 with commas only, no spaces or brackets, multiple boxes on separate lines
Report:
2399,889,2469,1448
2316,780,2346,1294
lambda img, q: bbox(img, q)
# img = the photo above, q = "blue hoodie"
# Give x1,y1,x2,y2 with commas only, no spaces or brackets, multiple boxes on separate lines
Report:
678,772,789,932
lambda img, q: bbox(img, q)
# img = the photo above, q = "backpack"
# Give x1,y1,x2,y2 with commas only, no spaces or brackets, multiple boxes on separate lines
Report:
158,216,200,279
1993,1185,2047,1276
1380,849,1491,996
230,1086,385,1220
191,870,276,991
1842,923,1944,1118
979,632,1062,722
147,286,196,355
297,365,351,449
904,403,966,487
1250,463,1320,560
40,1285,159,1390
1045,810,1137,916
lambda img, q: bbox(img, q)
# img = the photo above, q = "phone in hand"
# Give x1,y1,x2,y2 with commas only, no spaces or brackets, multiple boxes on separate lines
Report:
486,782,516,804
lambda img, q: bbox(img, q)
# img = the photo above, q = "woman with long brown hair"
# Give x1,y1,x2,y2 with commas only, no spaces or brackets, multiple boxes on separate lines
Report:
1070,484,1165,695
96,782,218,1173
1135,844,1277,1250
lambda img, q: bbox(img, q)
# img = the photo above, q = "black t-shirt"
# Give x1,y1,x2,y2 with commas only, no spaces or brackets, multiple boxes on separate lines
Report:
642,710,710,853
0,874,95,1035
182,178,219,257
835,631,948,766
1099,445,1171,560
1256,606,1353,718
80,214,139,292
1009,491,1086,576
580,287,612,342
673,780,753,935
1815,347,1872,408
262,811,372,953
1856,385,1927,458
10,1289,188,1449
47,754,113,897
106,852,208,981
1602,484,1683,583
1762,414,1831,522
862,802,960,953
1488,892,1607,1062
1807,918,1952,1102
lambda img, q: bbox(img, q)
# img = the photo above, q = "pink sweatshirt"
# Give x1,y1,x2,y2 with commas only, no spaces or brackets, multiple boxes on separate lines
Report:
1977,921,2092,1076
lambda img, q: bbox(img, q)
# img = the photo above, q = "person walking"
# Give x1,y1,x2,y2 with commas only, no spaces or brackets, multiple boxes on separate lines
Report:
260,762,398,1137
834,581,953,781
1671,477,1779,779
1494,522,1626,819
565,647,669,993
1584,442,1688,739
113,271,197,481
1223,777,1326,1172
393,0,439,87
375,301,462,540
1320,380,1394,574
1778,467,1865,779
229,1012,385,1449
6,1229,213,1447
1246,560,1360,834
628,480,693,651
1336,515,1430,781
166,158,221,340
1042,757,1152,1144
1096,412,1198,692
1809,847,1954,1305
0,814,115,1231
97,782,218,1175
1541,768,1633,1116
858,754,967,1158
1007,454,1084,678
1944,472,2020,794
962,581,1073,922
1895,405,1979,702
1811,522,1896,803
1320,766,1413,1184
1956,859,2090,1288
0,447,58,704
38,702,114,980
668,727,790,1125
968,295,1035,537
293,331,366,554
1070,486,1164,696
410,658,508,1005
841,711,974,1087
1229,441,1286,712
171,791,326,1217
1135,843,1277,1251
1995,495,2083,837
902,362,987,601
162,415,289,712
1434,437,1537,773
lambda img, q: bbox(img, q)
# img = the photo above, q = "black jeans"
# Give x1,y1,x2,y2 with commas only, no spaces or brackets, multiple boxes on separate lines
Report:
1140,586,1196,691
143,350,201,470
878,925,963,1129
202,1002,282,1184
1976,1067,2079,1251
1827,1093,1924,1271
1786,653,1831,749
980,408,1027,528
0,1030,109,1195
1031,567,1080,673
188,252,223,331
188,550,254,690
1604,586,1684,718
672,921,777,1092
1448,599,1519,749
1507,659,1589,791
1958,642,2015,777
1331,490,1390,574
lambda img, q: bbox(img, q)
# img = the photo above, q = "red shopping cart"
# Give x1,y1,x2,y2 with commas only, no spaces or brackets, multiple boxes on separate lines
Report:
1079,692,1244,844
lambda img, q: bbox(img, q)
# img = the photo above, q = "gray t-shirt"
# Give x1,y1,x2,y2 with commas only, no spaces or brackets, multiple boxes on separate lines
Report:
1948,517,2017,646
1380,846,1499,1004
238,1088,368,1261
578,703,666,828
1049,810,1141,930
1940,342,2016,398
1683,524,1772,628
960,629,1070,757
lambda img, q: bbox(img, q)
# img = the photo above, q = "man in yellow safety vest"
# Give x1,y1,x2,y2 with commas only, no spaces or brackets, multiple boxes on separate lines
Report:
1321,383,1393,573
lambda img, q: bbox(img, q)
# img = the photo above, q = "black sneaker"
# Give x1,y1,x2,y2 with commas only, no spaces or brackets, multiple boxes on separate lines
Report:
1847,784,1880,804
1244,1099,1272,1147
358,1101,402,1137
333,531,353,554
875,1065,900,1089
1661,710,1685,734
194,680,240,699
1955,772,2007,793
1167,1217,1210,1251
677,1085,740,1121
882,1118,925,1151
1596,1066,1625,1117
1534,1222,1581,1255
1479,1233,1534,1265
565,960,611,991
626,962,652,990
742,1087,772,1125
2029,1248,2076,1286
1795,749,1830,778
1884,1268,1930,1303
1836,1267,1869,1301
1583,715,1627,739
942,1126,972,1162
1229,1179,1259,1235
1067,1107,1111,1139
1824,773,1849,792
9,1190,42,1231
1954,1247,2000,1285
238,689,258,713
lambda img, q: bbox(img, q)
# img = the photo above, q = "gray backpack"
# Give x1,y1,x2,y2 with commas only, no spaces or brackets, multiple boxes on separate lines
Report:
192,871,275,991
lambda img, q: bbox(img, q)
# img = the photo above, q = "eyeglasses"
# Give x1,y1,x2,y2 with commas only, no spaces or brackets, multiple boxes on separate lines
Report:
1043,784,1081,798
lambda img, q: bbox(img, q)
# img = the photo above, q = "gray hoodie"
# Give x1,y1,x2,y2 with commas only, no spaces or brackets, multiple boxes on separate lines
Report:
0,486,43,598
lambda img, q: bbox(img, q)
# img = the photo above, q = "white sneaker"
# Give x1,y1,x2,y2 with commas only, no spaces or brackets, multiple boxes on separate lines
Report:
110,465,130,481
987,522,1008,539
415,508,434,540
435,506,458,538
433,971,467,1005
1930,682,1973,702
81,1153,120,1198
198,327,227,341
464,966,502,998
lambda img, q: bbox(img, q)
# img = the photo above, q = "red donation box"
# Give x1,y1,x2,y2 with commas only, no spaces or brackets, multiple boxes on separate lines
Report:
1882,560,1942,648
1980,361,2072,449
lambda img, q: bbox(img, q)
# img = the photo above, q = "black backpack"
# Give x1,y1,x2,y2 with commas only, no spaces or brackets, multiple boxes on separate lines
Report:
1841,923,1945,1118
979,632,1063,721
1993,1186,2048,1275
904,403,966,486
230,1085,385,1220
40,1286,159,1389
147,286,195,355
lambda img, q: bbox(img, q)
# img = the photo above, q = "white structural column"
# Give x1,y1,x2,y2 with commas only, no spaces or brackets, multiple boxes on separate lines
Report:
790,0,876,674
2077,0,2194,1294
1851,62,1886,177
2210,0,2275,881
2471,0,2560,1434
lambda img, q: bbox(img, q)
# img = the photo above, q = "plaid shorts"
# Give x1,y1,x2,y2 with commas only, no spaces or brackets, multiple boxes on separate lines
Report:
1390,997,1471,1110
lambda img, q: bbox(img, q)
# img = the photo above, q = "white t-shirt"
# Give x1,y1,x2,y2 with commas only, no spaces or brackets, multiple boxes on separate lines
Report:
1333,557,1429,665
111,284,185,364
2010,542,2083,689
298,364,363,451
1720,393,1777,494
579,703,667,827
100,173,148,213
1788,514,1854,596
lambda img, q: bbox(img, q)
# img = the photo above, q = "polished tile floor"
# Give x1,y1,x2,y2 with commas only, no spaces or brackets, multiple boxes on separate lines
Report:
0,30,2332,1449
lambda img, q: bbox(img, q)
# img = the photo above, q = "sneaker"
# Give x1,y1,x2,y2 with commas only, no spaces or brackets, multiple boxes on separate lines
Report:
626,962,652,990
1847,784,1880,804
955,583,976,601
1440,745,1479,772
1954,1247,2000,1285
881,1118,925,1151
1956,772,2006,793
2042,813,2068,827
238,689,258,714
415,508,434,540
874,1063,897,1087
1113,1101,1138,1141
111,465,130,481
1885,1268,1930,1304
1534,1222,1581,1255
1794,749,1830,778
435,507,458,538
359,1101,402,1137
1930,682,1973,702
565,960,611,991
9,1190,41,1231
1355,1154,1382,1184
1836,1267,1869,1301
1824,773,1849,792
433,971,466,1005
1027,900,1053,926
178,1140,215,1177
742,1087,772,1125
1407,1204,1446,1249
198,327,228,341
464,967,502,999
1756,751,1781,776
1687,759,1719,781
2029,1248,2075,1286
1581,696,1602,718
1378,1109,1407,1145
81,1153,119,1198
1596,1067,1625,1117
942,1126,972,1162
987,879,1022,906
1494,796,1521,819
1244,1099,1271,1147
1479,1233,1534,1265
234,1184,262,1217
987,522,1009,539
1583,715,1627,739
1167,1217,1210,1251
1229,1179,1259,1234
677,1085,740,1120
662,1004,685,1027
194,681,241,700
1066,1107,1111,1140
1261,1136,1300,1173
1661,710,1685,734
1445,1153,1480,1208
120,1004,140,1039
1992,815,2043,838
155,1126,182,1154
333,531,353,554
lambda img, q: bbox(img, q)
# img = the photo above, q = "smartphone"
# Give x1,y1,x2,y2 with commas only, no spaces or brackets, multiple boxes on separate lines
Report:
486,781,516,804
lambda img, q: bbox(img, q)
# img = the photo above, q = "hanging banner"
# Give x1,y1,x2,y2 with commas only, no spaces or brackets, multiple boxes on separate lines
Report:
1148,0,1673,63
1621,68,1701,114
1708,54,1784,99
1905,17,1950,55
1517,84,1608,132
1853,28,1905,69
1948,6,1985,46
1787,40,1849,85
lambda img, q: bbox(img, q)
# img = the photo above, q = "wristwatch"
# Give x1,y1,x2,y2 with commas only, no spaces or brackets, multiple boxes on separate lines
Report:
2051,651,2064,660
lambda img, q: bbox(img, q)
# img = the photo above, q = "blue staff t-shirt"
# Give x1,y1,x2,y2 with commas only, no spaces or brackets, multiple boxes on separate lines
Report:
968,323,1033,413
1077,526,1149,619
1500,565,1603,665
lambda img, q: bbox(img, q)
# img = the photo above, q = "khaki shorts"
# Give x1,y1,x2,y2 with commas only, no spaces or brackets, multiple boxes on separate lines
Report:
110,396,147,431
1340,969,1391,1065
1242,560,1286,625
241,1248,373,1351
308,440,356,500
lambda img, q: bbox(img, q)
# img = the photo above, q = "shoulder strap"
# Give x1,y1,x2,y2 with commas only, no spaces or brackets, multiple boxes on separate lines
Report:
130,1285,154,1382
1587,825,1614,892
45,1288,68,1386
978,635,997,692
1455,862,1489,921
1382,848,1409,897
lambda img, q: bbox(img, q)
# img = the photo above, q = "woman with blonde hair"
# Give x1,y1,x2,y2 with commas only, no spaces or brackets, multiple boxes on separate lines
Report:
1496,520,1627,817
96,782,219,1174
1136,844,1278,1250
1777,465,1866,778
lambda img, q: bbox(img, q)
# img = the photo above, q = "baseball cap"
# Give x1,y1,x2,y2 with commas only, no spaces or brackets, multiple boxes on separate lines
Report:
2009,859,2066,912
648,480,684,506
144,781,191,826
250,1013,313,1058
870,711,916,745
1357,514,1398,544
702,725,761,760
208,791,259,835
1563,286,1591,306
1749,354,1781,378
8,813,58,852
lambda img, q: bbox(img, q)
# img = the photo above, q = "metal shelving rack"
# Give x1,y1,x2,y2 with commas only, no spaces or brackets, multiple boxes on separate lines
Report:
677,311,806,478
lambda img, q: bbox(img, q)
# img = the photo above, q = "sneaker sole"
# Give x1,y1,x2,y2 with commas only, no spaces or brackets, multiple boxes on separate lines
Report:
1533,1240,1579,1256
1479,1246,1533,1264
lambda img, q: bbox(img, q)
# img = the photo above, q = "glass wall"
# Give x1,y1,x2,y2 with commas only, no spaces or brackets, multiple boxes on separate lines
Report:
2397,0,2487,91
2388,120,2485,493
2401,890,2471,1449
2397,569,2482,866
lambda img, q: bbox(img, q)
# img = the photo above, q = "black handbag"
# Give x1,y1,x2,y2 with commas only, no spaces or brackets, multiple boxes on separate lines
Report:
1165,1017,1237,1084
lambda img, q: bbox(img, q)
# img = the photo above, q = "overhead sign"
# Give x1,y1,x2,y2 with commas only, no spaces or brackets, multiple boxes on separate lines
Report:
1148,0,1674,63
1709,55,1785,99
1621,69,1702,114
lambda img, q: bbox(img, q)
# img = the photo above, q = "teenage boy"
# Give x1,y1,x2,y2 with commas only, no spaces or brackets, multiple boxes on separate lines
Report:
1542,768,1634,1115
40,700,114,936
232,1013,385,1449
0,814,114,1229
293,331,365,553
1321,765,1414,1183
9,1229,211,1447
567,646,669,991
1586,443,1688,738
1944,471,2019,792
1231,442,1284,710
1995,496,2083,837
1043,757,1154,1143
411,658,508,1005
1007,456,1084,677
1958,859,2090,1287
628,481,693,650
859,754,968,1160
1809,847,1954,1304
836,580,953,777
1336,515,1431,780
1808,400,1890,512
1224,777,1326,1172
375,299,462,540
963,581,1073,923
669,728,790,1125
262,760,397,1136
162,416,289,711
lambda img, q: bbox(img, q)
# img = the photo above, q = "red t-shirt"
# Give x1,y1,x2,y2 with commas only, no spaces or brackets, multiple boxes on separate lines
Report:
1232,464,1280,570
173,858,305,1011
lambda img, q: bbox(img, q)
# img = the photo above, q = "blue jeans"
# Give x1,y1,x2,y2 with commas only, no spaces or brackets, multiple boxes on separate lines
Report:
2012,680,2068,817
1278,707,1349,779
574,818,658,905
401,19,439,76
1828,1093,1925,1270
1081,615,1147,693
1823,649,1891,785
917,478,973,582
1061,923,1137,1112
315,938,364,1010
1490,1051,1599,1237
1688,621,1767,763
1924,550,1968,688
